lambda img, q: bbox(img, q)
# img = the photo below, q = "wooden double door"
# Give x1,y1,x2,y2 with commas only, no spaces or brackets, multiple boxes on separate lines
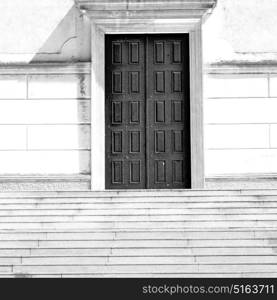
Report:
105,34,191,189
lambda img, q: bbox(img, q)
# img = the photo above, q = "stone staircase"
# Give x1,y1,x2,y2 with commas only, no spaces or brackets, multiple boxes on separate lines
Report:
0,190,277,277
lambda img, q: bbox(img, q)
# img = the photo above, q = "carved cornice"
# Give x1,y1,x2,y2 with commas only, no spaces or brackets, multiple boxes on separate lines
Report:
76,0,217,19
0,63,91,75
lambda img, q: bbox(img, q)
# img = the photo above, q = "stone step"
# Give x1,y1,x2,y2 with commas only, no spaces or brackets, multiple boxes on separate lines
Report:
1,221,277,230
1,230,277,240
1,207,277,216
0,190,276,198
58,272,277,278
36,239,277,248
0,239,276,249
0,190,275,277
0,214,277,222
0,249,31,257
28,246,277,257
10,264,277,275
0,267,12,274
1,227,275,232
12,272,274,278
2,233,272,241
1,195,277,204
0,257,21,265
1,202,277,210
19,255,277,265
0,189,276,198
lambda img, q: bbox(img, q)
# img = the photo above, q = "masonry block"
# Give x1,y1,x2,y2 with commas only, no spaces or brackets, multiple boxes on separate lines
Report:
205,124,269,149
0,125,27,150
0,75,26,99
27,125,91,150
204,74,268,98
205,98,277,124
0,100,90,124
28,74,91,99
206,149,277,175
0,151,90,174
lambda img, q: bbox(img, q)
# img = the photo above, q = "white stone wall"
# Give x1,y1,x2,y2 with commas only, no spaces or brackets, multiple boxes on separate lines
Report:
204,70,277,176
0,69,91,175
203,0,277,180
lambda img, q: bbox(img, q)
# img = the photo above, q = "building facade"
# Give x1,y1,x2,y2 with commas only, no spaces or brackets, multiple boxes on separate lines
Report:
0,0,219,191
1,0,277,191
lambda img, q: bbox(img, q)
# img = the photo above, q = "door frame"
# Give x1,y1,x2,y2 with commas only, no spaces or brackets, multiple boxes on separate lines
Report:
90,19,204,190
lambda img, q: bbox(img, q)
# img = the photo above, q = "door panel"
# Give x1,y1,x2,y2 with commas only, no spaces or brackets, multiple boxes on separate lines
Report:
106,36,146,189
146,35,191,189
105,34,191,189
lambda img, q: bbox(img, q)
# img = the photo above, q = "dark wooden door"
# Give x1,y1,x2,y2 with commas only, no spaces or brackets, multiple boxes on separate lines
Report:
105,34,191,189
105,36,146,189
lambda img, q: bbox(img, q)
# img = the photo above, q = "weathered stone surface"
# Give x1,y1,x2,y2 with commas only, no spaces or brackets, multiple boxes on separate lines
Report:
0,0,90,63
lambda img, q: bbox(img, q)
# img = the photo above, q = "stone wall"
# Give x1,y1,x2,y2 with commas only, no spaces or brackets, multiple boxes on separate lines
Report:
0,0,90,64
1,0,277,186
203,0,277,183
0,64,91,189
204,69,277,177
203,0,277,64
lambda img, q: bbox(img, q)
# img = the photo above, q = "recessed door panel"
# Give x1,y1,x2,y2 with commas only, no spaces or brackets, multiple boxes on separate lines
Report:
106,36,146,189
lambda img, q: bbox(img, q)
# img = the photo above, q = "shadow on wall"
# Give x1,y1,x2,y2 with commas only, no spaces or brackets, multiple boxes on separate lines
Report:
31,5,91,63
30,5,92,176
